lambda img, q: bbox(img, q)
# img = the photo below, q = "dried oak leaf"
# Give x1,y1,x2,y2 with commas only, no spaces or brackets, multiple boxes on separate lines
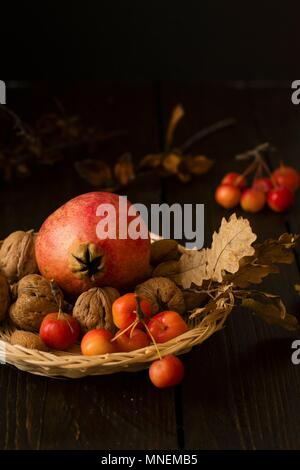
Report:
181,155,214,175
0,274,10,321
75,159,112,187
139,153,162,170
0,230,38,283
254,233,298,264
10,330,48,351
9,274,62,331
114,153,135,186
136,277,185,314
241,291,299,331
73,287,120,334
162,152,183,175
172,214,256,288
224,233,298,288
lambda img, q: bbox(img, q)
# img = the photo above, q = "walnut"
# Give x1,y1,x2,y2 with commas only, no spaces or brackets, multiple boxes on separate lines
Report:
73,287,119,334
0,274,10,321
150,239,179,266
9,274,61,332
0,230,38,283
136,277,185,314
10,330,48,351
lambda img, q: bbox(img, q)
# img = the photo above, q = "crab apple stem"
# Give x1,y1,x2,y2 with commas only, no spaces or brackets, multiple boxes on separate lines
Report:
135,295,146,321
142,321,162,360
111,319,139,342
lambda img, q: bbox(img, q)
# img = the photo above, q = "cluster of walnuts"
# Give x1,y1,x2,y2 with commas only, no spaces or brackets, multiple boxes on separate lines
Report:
0,230,189,352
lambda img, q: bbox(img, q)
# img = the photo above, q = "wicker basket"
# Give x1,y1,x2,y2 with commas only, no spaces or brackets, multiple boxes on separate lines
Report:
0,235,233,378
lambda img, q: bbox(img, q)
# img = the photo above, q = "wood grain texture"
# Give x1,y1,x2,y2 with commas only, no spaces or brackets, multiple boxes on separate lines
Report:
0,83,300,450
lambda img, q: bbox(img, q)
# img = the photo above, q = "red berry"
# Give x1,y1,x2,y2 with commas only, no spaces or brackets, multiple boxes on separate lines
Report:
267,187,294,212
215,184,241,209
272,166,300,192
252,177,273,193
221,172,246,189
240,188,266,213
149,355,184,388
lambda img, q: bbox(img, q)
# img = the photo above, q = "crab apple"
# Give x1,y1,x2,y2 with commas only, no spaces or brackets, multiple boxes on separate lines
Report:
114,327,150,352
267,187,294,212
147,311,188,344
35,192,151,296
40,312,80,350
221,172,247,189
149,355,184,388
240,188,266,213
215,184,241,209
81,328,117,355
112,293,153,330
272,166,300,192
252,177,273,193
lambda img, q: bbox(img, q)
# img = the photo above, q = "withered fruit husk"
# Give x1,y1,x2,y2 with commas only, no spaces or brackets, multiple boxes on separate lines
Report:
135,277,185,315
0,230,38,283
9,274,62,332
10,330,48,351
150,239,179,266
0,274,10,321
152,260,180,278
73,287,120,334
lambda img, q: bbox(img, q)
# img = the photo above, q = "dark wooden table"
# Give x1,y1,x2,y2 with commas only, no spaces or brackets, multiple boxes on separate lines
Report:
1,82,300,450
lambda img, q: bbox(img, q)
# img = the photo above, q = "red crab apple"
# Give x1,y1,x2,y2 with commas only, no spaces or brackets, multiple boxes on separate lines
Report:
35,192,151,296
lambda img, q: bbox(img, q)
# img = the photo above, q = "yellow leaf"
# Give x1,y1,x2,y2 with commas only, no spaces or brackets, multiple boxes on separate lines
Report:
185,155,214,175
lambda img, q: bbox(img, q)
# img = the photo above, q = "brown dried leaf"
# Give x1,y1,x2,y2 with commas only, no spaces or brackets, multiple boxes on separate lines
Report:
224,233,298,288
114,153,135,186
75,159,112,187
139,153,162,170
162,152,183,175
165,104,185,149
184,155,214,175
224,260,278,288
254,233,298,265
241,291,299,331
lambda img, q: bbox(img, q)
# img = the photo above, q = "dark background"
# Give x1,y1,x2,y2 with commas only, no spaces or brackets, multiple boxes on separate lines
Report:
1,3,300,452
2,0,300,80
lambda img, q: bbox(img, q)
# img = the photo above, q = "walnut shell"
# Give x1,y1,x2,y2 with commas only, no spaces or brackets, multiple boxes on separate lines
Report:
0,274,10,321
10,330,48,351
0,230,38,283
9,274,61,332
73,287,120,334
136,277,185,314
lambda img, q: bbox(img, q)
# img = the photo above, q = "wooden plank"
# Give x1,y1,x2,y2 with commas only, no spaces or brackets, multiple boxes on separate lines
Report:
0,84,178,450
160,83,300,449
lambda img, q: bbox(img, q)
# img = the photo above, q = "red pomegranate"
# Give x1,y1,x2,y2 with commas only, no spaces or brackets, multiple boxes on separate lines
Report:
35,192,151,296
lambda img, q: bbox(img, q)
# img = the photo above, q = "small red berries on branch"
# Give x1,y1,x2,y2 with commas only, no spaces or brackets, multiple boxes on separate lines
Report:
215,142,300,213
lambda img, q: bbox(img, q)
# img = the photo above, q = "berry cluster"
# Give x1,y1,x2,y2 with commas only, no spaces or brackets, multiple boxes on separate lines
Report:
215,149,299,213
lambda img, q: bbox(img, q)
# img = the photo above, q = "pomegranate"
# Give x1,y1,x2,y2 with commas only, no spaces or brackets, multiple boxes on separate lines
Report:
35,192,151,296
